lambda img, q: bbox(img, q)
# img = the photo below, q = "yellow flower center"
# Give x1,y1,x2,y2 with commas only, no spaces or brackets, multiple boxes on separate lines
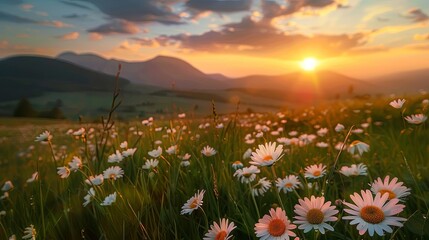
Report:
109,174,116,179
360,206,385,224
285,183,293,188
263,155,273,161
379,189,396,200
268,218,286,237
233,161,241,165
215,230,227,240
313,170,321,177
189,198,198,209
307,208,325,224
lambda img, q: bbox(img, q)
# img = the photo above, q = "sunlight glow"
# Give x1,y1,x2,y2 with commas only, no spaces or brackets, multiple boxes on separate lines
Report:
300,57,319,71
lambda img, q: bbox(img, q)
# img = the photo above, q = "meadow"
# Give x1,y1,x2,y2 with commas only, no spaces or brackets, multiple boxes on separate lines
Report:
0,94,428,240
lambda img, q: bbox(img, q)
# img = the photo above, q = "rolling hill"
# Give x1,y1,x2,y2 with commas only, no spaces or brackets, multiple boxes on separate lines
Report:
370,68,429,94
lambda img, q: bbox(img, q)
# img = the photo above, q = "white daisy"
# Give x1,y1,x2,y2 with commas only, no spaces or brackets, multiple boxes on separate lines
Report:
35,130,52,142
142,159,159,170
389,99,405,109
22,224,36,240
348,140,370,156
68,156,82,171
201,145,217,157
57,166,71,179
250,142,284,167
100,192,117,206
276,175,301,193
340,163,367,177
404,114,427,124
102,166,124,180
233,165,260,183
1,181,13,192
85,174,104,186
148,146,163,158
370,176,411,201
83,188,95,207
107,150,124,163
180,190,205,215
251,177,272,196
203,218,236,240
304,164,326,179
122,148,137,157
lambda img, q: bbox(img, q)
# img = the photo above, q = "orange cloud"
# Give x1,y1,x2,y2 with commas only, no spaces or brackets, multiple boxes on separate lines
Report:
414,33,429,41
59,32,80,40
20,4,34,11
89,33,103,41
41,20,72,28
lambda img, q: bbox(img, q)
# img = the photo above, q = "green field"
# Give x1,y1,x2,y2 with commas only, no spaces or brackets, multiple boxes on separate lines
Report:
0,94,428,239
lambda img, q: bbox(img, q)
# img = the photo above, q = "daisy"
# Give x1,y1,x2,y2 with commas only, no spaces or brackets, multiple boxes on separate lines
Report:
57,166,71,179
317,128,328,137
233,165,260,183
343,190,406,236
1,181,13,192
232,161,243,170
335,123,345,132
180,189,205,215
142,159,159,170
370,176,411,201
120,141,128,149
250,142,284,167
180,160,190,167
315,142,329,148
304,164,326,179
148,146,163,158
85,174,104,186
100,192,117,206
26,172,38,183
404,114,427,124
181,153,191,160
122,148,137,157
68,156,82,171
203,218,236,240
340,163,367,177
293,196,338,234
35,130,52,142
255,207,297,240
252,177,272,196
242,148,252,160
166,145,178,155
83,188,95,207
201,145,217,157
389,99,405,109
276,175,301,193
22,224,36,240
108,150,124,163
348,140,370,156
73,127,86,136
102,166,124,180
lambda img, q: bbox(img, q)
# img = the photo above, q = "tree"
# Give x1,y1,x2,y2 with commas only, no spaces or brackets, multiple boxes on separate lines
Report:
13,98,37,117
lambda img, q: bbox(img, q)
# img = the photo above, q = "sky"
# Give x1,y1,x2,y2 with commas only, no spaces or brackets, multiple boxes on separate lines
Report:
0,0,428,78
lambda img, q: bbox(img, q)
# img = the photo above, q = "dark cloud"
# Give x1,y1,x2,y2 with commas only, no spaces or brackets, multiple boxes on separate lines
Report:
61,1,93,10
186,0,252,13
261,0,339,19
0,11,37,23
148,16,367,59
405,8,429,22
62,13,88,19
88,19,140,35
77,0,183,24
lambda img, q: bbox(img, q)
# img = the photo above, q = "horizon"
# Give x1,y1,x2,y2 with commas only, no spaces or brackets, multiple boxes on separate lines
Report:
1,0,429,78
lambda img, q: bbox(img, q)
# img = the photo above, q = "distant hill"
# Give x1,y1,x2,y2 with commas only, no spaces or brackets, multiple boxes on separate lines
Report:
58,52,230,90
0,56,130,101
370,68,429,94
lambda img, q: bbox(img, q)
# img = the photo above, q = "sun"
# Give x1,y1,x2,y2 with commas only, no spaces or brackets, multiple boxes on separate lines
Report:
300,57,319,71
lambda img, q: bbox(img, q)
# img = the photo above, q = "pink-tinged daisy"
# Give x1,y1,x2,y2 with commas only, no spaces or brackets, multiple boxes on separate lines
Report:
57,166,71,179
232,160,243,170
201,145,217,157
293,196,338,234
26,172,38,183
254,207,297,240
100,192,117,206
389,99,406,109
108,150,124,163
181,190,205,215
339,163,367,177
370,176,411,201
85,174,104,186
276,175,301,193
404,114,427,124
348,140,370,156
102,166,124,180
203,218,236,240
335,123,345,132
68,156,82,172
35,130,52,142
343,190,406,236
304,164,326,179
142,159,159,170
250,142,284,167
251,177,272,197
233,165,260,183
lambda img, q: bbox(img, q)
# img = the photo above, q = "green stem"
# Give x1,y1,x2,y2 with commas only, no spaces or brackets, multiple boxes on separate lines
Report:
249,183,260,218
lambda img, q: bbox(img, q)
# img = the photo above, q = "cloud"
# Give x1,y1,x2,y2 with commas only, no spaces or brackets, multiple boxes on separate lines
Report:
0,11,37,23
40,20,72,28
20,4,34,11
62,13,88,19
186,0,252,13
347,45,389,55
404,43,429,50
261,0,342,20
118,41,142,52
414,33,429,41
88,20,140,35
61,1,93,10
78,0,183,24
404,8,429,22
147,16,367,59
58,31,80,40
89,32,103,41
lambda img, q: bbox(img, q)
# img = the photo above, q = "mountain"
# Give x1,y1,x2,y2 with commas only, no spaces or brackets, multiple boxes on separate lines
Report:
0,55,130,101
370,68,429,94
57,52,229,90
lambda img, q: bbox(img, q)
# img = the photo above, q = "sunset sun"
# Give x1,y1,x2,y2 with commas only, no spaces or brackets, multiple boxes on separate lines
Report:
300,57,319,71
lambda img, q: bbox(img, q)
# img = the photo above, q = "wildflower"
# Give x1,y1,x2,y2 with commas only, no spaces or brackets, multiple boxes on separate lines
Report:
348,140,370,156
68,156,82,171
216,123,224,129
100,192,117,206
181,190,205,215
142,159,159,170
120,141,128,149
204,218,236,240
370,176,411,201
252,178,272,196
178,113,186,118
276,175,301,193
148,146,163,158
9,235,16,240
404,114,427,124
26,172,39,183
343,190,406,236
83,188,95,207
335,142,347,151
35,131,52,142
250,142,283,167
254,207,297,240
73,127,85,136
22,224,36,240
85,174,104,186
122,148,137,157
181,153,191,160
166,145,178,155
389,99,406,109
315,142,328,148
233,165,260,183
317,128,328,137
201,145,217,157
340,163,367,177
103,166,124,180
293,196,338,234
180,160,190,167
108,150,124,163
232,161,243,170
243,148,252,160
57,166,71,179
335,123,344,132
1,181,13,192
304,164,326,179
